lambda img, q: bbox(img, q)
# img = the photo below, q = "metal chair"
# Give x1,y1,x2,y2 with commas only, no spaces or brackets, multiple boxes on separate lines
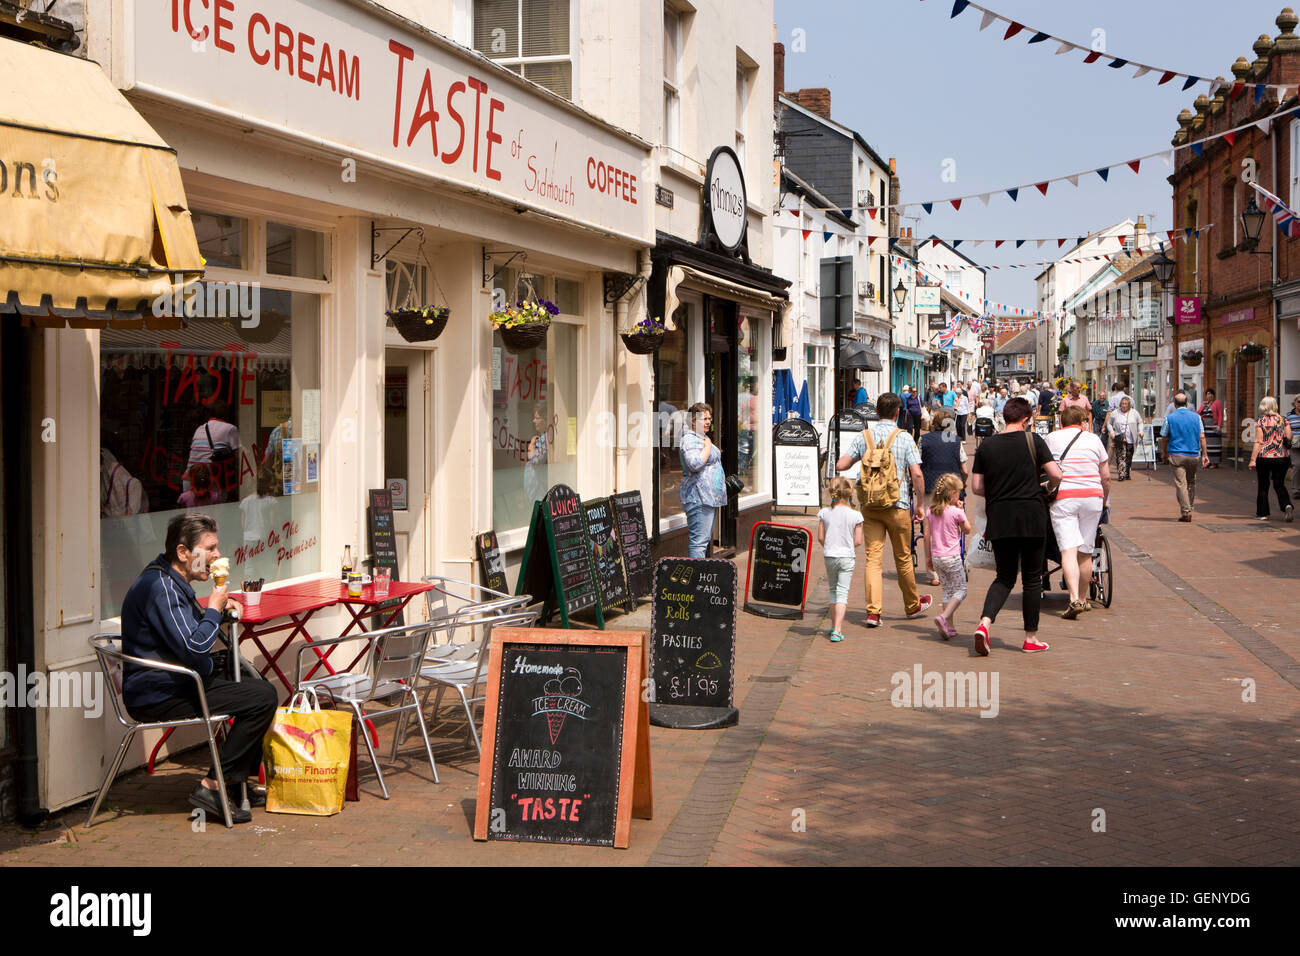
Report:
86,634,237,829
416,609,538,754
421,573,533,659
294,622,439,799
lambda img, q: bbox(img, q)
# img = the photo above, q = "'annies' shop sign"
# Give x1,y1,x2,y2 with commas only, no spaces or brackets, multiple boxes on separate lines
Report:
127,0,650,240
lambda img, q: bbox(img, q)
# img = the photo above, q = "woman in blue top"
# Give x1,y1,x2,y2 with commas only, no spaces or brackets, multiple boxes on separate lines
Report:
679,402,727,557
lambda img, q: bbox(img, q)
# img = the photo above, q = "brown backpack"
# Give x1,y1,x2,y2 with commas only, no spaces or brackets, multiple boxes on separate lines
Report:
856,428,904,510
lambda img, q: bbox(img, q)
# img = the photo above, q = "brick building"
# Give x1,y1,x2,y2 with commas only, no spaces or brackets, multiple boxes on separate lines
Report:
1169,9,1300,460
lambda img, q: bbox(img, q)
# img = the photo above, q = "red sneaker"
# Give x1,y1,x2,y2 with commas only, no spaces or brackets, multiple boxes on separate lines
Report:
866,614,882,628
973,623,990,657
907,594,934,618
1021,639,1050,653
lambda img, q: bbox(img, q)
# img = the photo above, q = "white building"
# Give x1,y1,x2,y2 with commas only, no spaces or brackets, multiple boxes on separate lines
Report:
918,239,986,388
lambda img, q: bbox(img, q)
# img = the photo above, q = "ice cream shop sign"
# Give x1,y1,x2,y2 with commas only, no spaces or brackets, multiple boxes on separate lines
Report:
129,0,650,240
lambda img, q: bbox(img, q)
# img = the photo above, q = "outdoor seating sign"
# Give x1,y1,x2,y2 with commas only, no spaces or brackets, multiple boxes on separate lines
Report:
772,419,820,507
743,522,812,620
611,491,653,601
367,488,403,625
474,629,652,849
583,497,635,615
516,484,604,628
649,558,738,730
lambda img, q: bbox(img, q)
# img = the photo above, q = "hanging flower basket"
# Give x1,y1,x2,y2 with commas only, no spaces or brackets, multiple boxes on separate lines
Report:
388,305,450,343
492,298,559,354
1181,349,1203,367
1239,343,1265,363
619,315,666,355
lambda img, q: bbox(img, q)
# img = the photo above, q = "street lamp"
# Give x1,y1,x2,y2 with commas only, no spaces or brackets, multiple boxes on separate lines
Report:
1241,197,1267,244
1151,250,1175,289
893,278,908,310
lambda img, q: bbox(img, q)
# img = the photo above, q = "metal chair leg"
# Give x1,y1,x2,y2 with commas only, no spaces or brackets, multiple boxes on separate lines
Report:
85,729,135,828
456,686,481,754
353,703,389,799
205,720,235,828
409,693,440,785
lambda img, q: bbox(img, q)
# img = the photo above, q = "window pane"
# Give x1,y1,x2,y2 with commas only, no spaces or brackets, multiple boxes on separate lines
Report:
100,290,323,618
657,305,690,521
664,11,679,82
267,223,328,280
553,277,582,314
522,0,569,56
492,323,579,531
474,0,519,58
736,317,759,491
192,209,246,269
521,61,571,99
664,86,680,150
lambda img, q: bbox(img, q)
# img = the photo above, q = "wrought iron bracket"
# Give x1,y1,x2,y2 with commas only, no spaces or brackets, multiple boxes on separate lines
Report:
603,272,645,306
371,225,422,268
483,249,526,287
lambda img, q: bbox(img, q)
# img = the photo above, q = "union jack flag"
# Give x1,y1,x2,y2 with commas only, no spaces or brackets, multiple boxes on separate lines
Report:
1249,182,1299,237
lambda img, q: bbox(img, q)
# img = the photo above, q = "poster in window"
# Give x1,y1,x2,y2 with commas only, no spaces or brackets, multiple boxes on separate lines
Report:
302,389,321,442
282,438,301,495
261,390,292,428
304,443,319,483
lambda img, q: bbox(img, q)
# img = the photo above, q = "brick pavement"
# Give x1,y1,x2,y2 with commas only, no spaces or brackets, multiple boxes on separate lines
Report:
3,455,1297,866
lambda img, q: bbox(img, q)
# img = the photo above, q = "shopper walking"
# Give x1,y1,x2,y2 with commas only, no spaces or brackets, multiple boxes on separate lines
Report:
918,409,968,586
925,473,971,641
835,392,933,627
1249,397,1294,522
1160,391,1209,522
970,397,1063,654
1287,395,1300,499
954,388,971,442
1058,380,1091,425
679,402,726,556
1106,397,1142,481
1046,406,1111,619
903,386,923,441
817,477,864,642
1201,388,1224,468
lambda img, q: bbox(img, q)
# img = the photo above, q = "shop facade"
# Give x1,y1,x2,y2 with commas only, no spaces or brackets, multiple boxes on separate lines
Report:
21,0,655,813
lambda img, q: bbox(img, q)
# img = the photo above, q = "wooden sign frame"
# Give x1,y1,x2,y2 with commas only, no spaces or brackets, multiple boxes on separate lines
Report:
473,628,653,849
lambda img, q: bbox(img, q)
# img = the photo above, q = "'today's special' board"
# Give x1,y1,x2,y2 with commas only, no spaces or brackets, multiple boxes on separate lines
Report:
649,558,738,730
473,629,653,849
743,521,812,620
583,497,634,615
516,484,604,628
610,490,652,601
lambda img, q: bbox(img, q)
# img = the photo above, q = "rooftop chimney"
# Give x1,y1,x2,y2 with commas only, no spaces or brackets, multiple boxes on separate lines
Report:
790,87,831,119
773,41,785,104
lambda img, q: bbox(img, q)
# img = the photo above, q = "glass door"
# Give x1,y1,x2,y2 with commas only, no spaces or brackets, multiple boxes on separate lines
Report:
384,349,431,588
705,297,738,550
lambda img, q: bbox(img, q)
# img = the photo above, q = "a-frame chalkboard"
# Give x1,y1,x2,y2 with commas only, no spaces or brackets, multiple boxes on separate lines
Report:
367,488,403,627
516,485,605,629
475,530,509,595
583,497,634,616
611,491,652,602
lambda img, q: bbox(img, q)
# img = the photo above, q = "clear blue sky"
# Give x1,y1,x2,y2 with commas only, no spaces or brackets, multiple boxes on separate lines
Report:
775,0,1292,311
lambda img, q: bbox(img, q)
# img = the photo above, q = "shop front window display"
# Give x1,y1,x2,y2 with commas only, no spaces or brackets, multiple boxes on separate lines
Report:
99,288,322,618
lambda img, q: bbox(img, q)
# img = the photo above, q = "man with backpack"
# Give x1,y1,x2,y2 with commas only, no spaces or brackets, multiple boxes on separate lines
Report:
836,392,933,627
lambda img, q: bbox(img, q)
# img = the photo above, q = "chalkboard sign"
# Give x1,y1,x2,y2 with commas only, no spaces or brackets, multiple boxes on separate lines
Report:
367,488,403,626
583,497,634,615
611,491,652,602
831,408,870,480
517,485,604,628
649,558,738,730
773,419,820,507
475,530,509,595
474,629,653,849
743,522,812,620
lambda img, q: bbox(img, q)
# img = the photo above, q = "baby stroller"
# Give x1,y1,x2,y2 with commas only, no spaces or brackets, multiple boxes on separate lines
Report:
973,404,996,446
1041,507,1114,608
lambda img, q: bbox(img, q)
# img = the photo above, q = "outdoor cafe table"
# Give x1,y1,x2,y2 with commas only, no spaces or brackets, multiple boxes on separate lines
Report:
147,578,434,774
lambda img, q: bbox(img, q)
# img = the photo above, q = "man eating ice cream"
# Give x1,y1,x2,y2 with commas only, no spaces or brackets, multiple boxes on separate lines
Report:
120,513,276,824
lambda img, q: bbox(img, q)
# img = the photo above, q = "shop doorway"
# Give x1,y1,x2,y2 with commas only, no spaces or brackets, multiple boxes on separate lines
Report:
384,349,432,589
705,297,738,551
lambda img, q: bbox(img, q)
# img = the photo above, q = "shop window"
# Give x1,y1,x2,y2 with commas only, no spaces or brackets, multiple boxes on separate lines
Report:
192,210,247,270
553,277,582,314
99,287,323,619
491,322,579,532
657,304,691,522
474,0,573,100
1214,351,1228,422
267,223,329,281
805,344,828,422
736,315,766,494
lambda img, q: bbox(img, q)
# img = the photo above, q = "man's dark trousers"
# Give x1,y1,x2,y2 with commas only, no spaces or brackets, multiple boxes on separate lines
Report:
131,678,278,783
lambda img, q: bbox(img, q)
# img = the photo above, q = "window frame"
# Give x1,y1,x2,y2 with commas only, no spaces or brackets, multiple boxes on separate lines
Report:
664,6,683,151
471,0,578,100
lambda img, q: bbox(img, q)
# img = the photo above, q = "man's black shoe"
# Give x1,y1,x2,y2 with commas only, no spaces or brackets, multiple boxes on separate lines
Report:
189,783,251,824
228,783,266,808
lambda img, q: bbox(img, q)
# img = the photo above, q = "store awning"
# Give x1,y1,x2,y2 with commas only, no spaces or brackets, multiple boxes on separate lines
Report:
665,265,787,326
842,341,883,371
0,40,203,325
892,347,929,363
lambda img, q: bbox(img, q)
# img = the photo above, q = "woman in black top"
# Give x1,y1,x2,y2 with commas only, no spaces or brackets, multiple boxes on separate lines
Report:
970,397,1062,655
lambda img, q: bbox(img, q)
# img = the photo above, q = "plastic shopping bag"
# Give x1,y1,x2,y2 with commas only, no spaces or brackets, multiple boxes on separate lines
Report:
263,688,353,816
964,492,998,572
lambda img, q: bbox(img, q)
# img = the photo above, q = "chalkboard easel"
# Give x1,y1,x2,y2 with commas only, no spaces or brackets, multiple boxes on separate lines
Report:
743,521,812,621
649,558,739,730
367,488,403,627
516,485,605,629
473,628,653,849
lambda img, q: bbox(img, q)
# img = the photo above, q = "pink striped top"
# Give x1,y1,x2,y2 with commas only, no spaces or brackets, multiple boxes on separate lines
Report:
1045,426,1106,499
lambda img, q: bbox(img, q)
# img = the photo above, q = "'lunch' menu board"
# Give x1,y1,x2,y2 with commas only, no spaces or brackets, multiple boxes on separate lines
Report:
743,522,812,620
611,491,652,601
583,497,634,616
474,629,653,849
516,484,604,628
649,558,738,729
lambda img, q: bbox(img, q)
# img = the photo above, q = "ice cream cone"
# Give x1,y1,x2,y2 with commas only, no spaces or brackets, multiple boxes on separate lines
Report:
210,558,230,587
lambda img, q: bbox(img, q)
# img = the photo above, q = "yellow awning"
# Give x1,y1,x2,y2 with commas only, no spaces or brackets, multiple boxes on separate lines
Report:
0,39,203,325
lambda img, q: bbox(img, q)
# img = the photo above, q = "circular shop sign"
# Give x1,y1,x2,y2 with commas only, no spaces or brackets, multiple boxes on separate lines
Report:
705,146,747,251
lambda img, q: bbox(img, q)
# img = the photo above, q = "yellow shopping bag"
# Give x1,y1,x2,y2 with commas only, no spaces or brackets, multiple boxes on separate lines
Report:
263,689,353,816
